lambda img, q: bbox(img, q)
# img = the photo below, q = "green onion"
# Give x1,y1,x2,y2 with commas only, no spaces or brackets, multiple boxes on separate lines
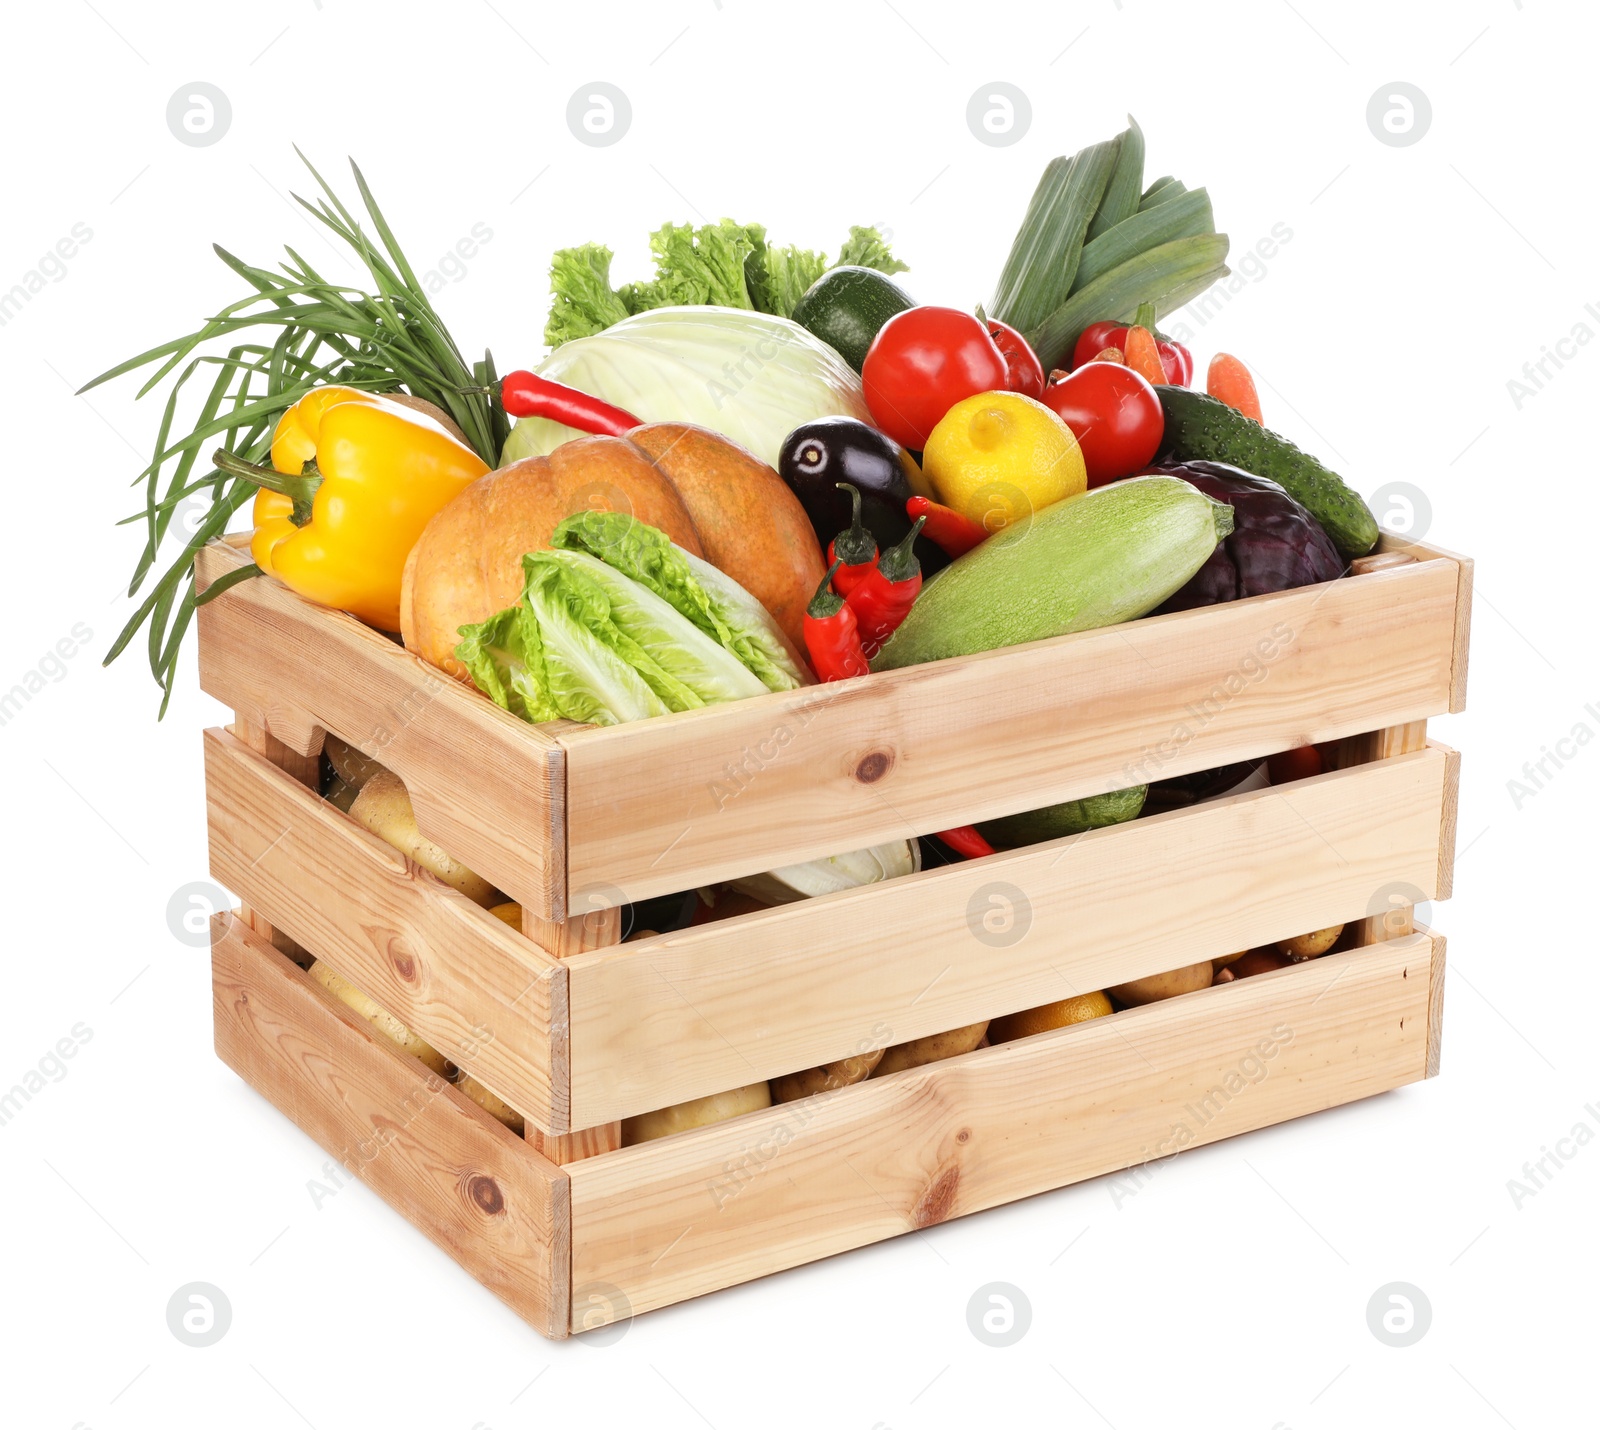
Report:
82,151,506,714
1085,118,1145,243
1138,177,1189,212
1025,233,1232,371
988,138,1120,334
1073,188,1215,295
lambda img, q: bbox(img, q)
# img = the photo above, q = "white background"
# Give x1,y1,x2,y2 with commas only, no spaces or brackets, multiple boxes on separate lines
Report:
2,1,1595,1425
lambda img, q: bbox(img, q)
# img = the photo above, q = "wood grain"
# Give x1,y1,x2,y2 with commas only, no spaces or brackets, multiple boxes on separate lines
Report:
1435,743,1462,901
567,932,1440,1325
563,745,1457,1128
211,912,571,1337
196,542,567,918
522,896,624,1158
1339,722,1432,945
1424,925,1447,1078
1381,534,1473,713
558,553,1464,905
231,716,320,962
528,1122,623,1166
204,727,566,1132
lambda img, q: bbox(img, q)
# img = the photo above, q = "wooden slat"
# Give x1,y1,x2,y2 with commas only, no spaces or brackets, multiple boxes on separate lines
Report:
559,553,1464,906
522,899,624,1161
204,727,567,1132
1340,721,1432,945
196,542,567,919
211,913,570,1337
564,745,1456,1127
231,716,320,960
1381,534,1473,713
1435,744,1462,901
568,931,1439,1324
528,1123,623,1165
1423,925,1448,1078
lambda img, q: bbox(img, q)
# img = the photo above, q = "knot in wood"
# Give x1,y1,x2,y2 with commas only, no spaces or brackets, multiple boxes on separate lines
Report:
853,749,893,784
389,943,418,985
912,1163,960,1228
466,1173,505,1216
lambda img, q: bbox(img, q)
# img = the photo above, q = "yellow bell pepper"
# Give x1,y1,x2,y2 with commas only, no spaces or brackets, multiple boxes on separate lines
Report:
230,387,488,630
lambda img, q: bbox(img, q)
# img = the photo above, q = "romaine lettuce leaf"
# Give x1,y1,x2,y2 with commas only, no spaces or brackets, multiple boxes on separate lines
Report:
543,549,767,705
551,512,809,692
456,538,787,729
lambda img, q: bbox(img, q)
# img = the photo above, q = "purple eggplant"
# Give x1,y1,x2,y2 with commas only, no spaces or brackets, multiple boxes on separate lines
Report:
1145,460,1345,612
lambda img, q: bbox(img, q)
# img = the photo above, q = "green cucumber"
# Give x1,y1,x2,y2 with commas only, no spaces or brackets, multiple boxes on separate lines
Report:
977,785,1147,850
869,476,1232,671
1156,387,1378,559
791,266,914,373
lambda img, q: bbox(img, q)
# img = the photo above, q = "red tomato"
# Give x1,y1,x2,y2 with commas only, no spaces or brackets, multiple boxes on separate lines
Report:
1071,321,1194,385
985,319,1045,399
1041,363,1164,486
862,307,1009,450
1268,746,1324,785
1071,321,1126,370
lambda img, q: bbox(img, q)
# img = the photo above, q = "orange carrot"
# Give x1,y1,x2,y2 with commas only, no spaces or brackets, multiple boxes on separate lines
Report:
1207,353,1263,422
1122,326,1167,386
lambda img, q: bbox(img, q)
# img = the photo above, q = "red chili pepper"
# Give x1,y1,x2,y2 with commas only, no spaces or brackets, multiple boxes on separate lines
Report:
802,560,870,682
848,516,927,657
500,370,642,436
825,483,879,600
907,495,988,559
935,825,994,859
985,318,1045,400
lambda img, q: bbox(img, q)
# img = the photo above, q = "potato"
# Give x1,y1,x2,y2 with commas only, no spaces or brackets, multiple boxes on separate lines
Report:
323,733,385,792
454,1073,524,1135
870,1022,988,1077
622,1082,772,1145
309,961,452,1077
1109,960,1214,1007
324,776,362,814
1213,950,1247,967
989,991,1113,1044
1230,948,1294,979
349,769,499,908
770,1048,885,1104
1277,924,1344,961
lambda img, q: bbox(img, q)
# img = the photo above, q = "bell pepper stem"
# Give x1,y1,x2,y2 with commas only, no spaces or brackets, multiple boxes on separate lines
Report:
211,447,321,526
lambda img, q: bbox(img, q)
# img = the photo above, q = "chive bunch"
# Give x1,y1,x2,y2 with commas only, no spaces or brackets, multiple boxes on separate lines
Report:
83,151,506,712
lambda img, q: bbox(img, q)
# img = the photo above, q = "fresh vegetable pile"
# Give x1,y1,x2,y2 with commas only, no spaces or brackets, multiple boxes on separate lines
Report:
96,123,1382,883
88,128,1408,1142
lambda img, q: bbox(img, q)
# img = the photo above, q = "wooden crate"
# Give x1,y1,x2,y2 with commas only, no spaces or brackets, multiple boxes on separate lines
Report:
197,532,1470,1336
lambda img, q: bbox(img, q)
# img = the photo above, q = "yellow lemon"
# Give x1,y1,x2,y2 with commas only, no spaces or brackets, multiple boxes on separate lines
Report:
923,390,1087,532
988,990,1113,1044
